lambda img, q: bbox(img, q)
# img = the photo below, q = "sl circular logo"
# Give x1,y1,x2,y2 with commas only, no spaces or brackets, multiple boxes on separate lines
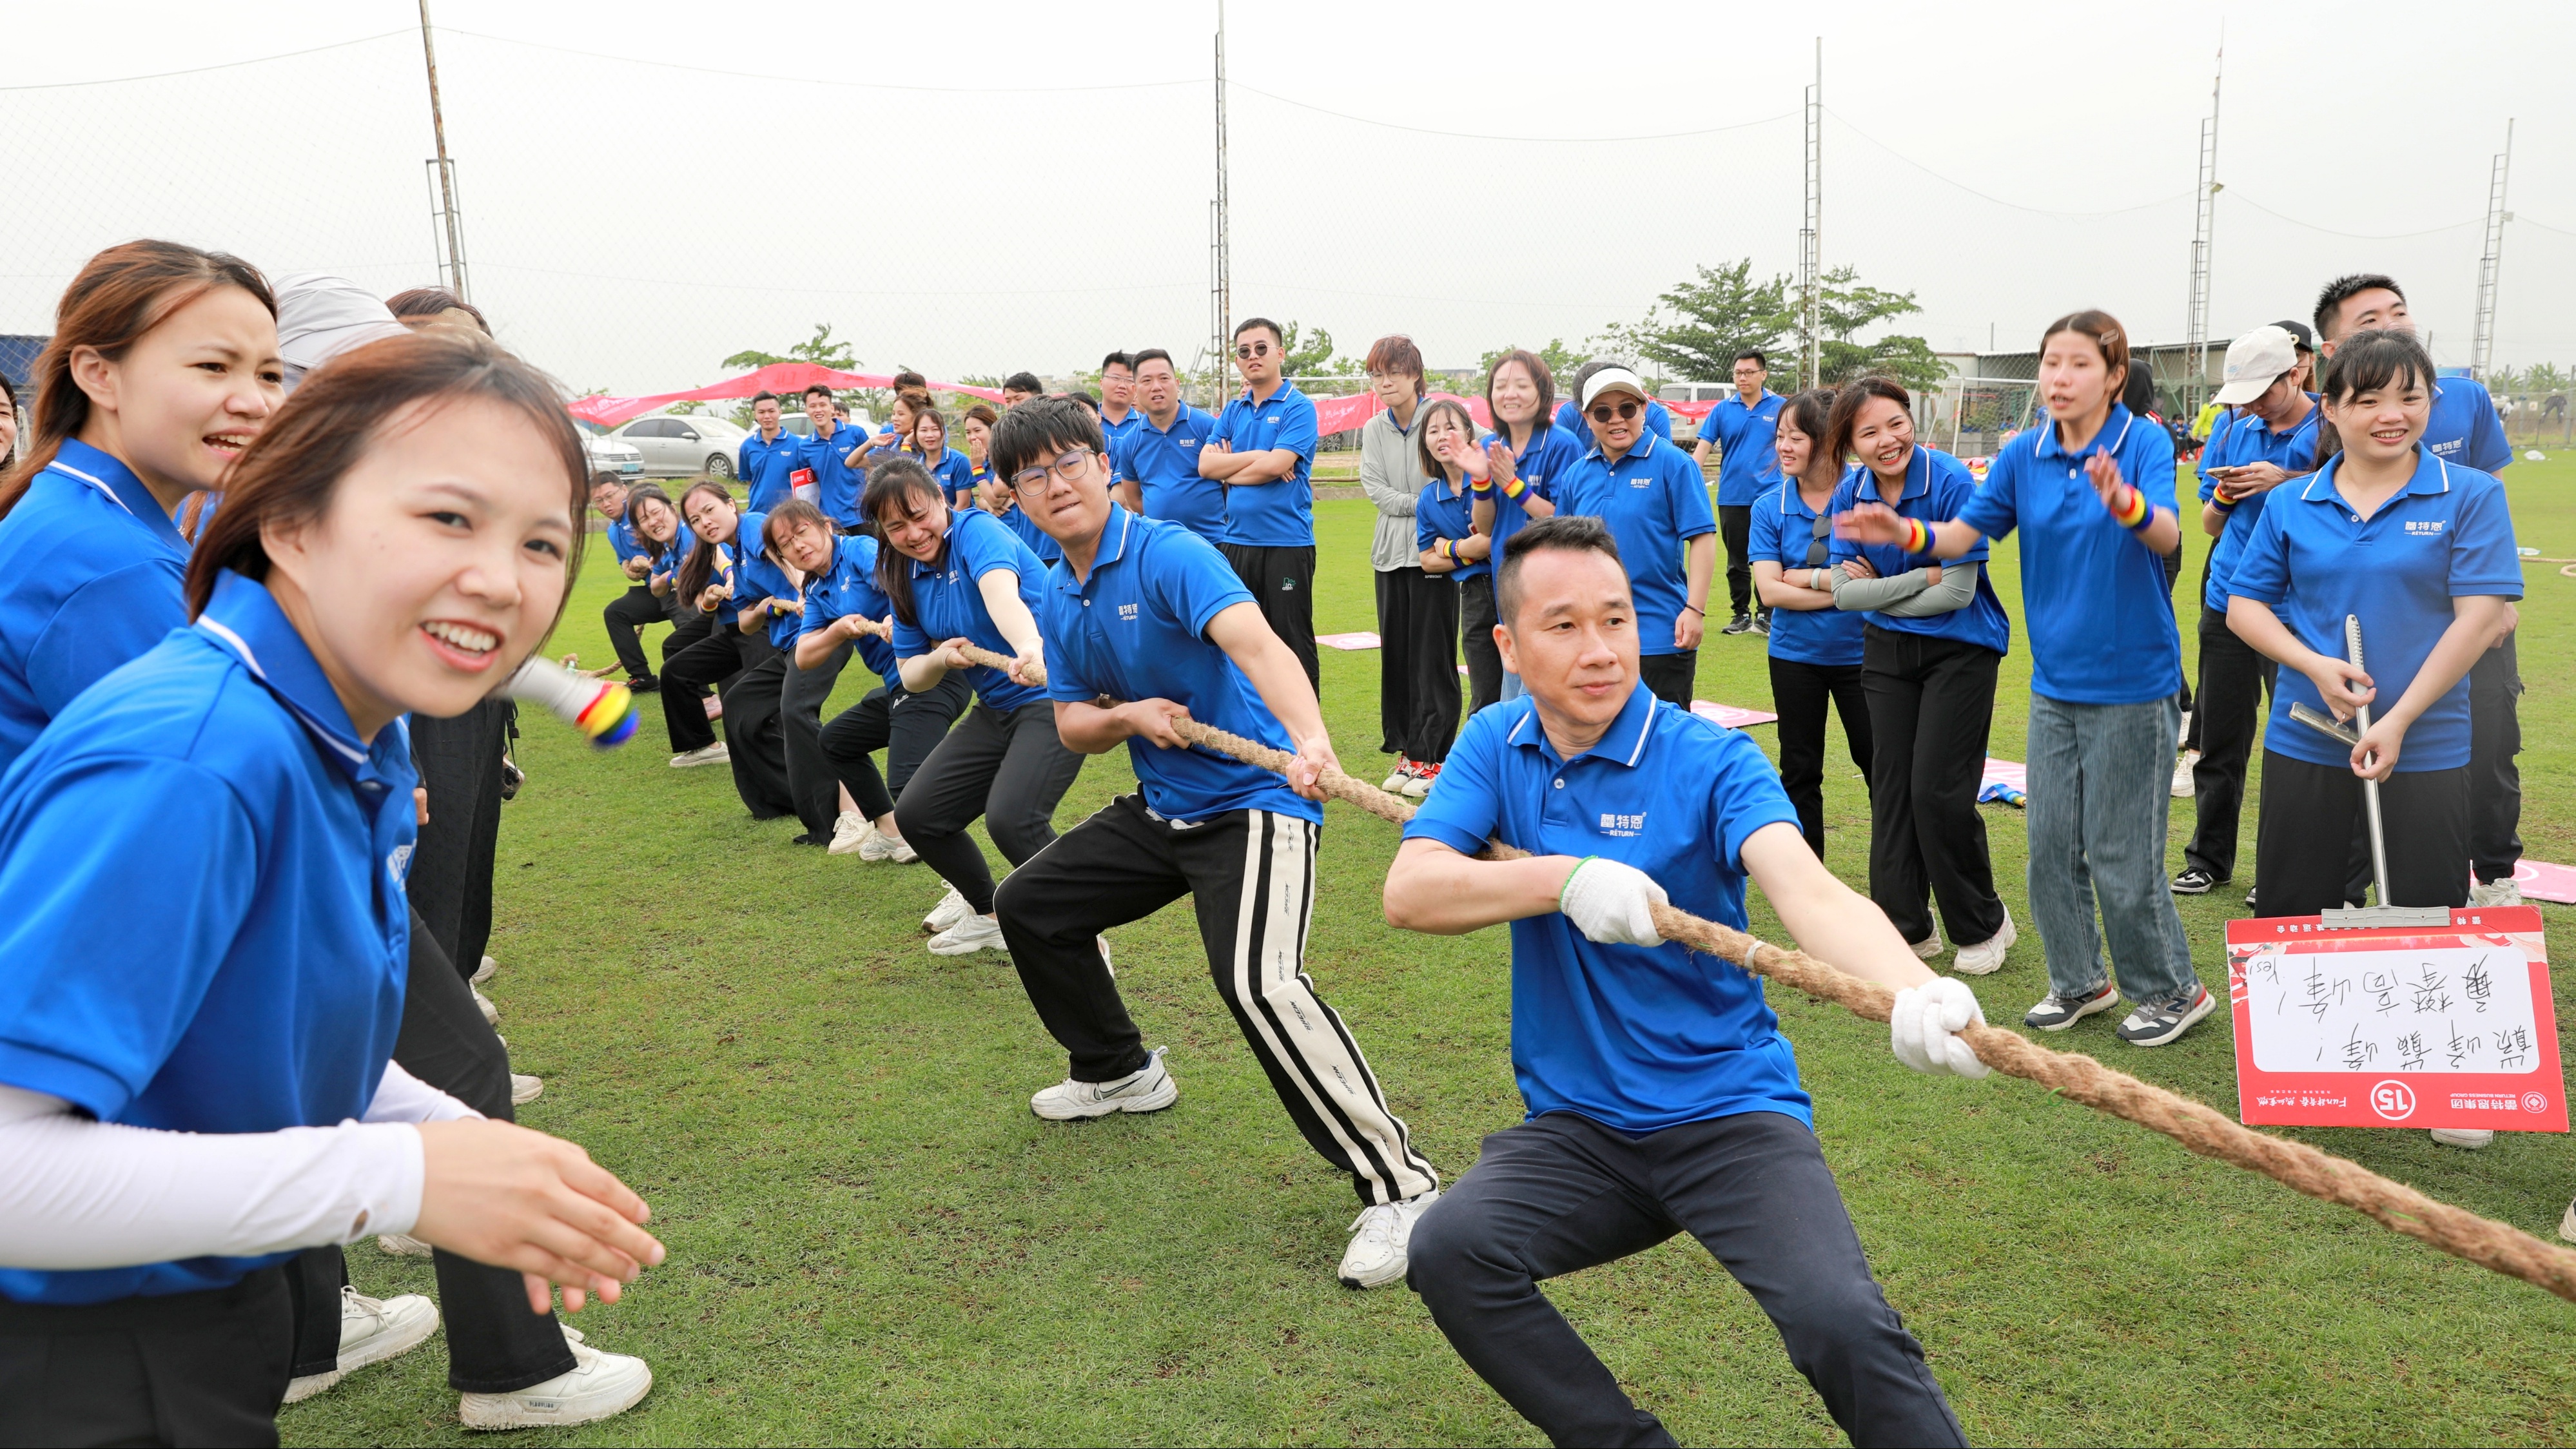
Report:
2369,1080,2417,1121
2524,1093,2548,1114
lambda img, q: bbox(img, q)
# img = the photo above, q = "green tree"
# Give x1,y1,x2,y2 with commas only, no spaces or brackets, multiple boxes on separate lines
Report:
1805,266,1947,392
1594,260,1793,385
721,322,859,373
1476,339,1593,387
1278,320,1360,380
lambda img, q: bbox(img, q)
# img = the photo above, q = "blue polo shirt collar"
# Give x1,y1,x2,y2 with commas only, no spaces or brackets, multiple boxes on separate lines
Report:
192,571,375,775
1059,503,1135,593
46,438,185,550
1504,682,1658,771
1854,446,1932,505
2297,447,2455,507
1581,432,1656,467
1240,378,1287,408
1140,408,1193,438
2031,405,2138,464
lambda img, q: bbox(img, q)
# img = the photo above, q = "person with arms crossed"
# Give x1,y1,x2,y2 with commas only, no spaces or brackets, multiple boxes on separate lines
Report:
1386,515,1976,1449
1694,349,1785,636
1200,317,1323,692
1111,348,1220,536
1551,367,1715,709
1358,335,1441,795
987,397,1443,1289
1418,398,1503,726
737,391,798,511
1748,387,1874,859
801,382,870,534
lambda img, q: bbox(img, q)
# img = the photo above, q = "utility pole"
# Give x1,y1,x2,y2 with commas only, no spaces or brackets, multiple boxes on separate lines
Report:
2470,119,2514,383
1207,0,1231,409
2183,43,2222,418
1799,39,1822,390
418,0,470,302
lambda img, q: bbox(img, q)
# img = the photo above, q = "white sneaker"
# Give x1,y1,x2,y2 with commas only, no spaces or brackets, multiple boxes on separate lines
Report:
458,1336,653,1430
2469,878,2524,908
472,954,498,984
283,1287,440,1403
376,1232,433,1258
1381,761,1412,793
928,913,1006,956
1953,907,2015,977
668,742,728,768
1098,935,1115,977
1909,928,1947,961
2560,1196,2576,1245
2171,750,2201,799
473,986,500,1026
922,885,973,934
2431,1127,2496,1149
511,1073,543,1106
1031,1047,1177,1120
826,810,870,855
860,826,917,863
1338,1189,1442,1290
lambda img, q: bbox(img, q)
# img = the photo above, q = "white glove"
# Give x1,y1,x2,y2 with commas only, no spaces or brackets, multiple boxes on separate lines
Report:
1558,857,1668,948
1890,978,1991,1079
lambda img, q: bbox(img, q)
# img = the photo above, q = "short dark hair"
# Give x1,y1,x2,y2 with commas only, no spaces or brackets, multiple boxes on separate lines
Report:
802,383,833,401
989,396,1105,490
1824,376,1913,469
1365,335,1426,394
1100,351,1136,375
1733,349,1768,369
1233,316,1283,345
891,370,928,392
626,483,680,561
2321,328,2435,408
1486,349,1558,433
2314,273,2403,342
751,390,780,407
1057,391,1101,418
1002,371,1044,395
1131,347,1175,374
1496,514,1624,630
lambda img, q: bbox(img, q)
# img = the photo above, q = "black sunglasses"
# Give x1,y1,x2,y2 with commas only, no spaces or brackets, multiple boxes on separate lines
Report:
1588,400,1642,423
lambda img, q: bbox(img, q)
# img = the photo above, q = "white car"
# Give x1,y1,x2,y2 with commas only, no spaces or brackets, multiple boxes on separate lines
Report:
582,431,645,483
607,413,750,480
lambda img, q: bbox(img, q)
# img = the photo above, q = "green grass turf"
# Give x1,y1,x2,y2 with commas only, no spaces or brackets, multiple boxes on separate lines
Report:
289,458,2576,1446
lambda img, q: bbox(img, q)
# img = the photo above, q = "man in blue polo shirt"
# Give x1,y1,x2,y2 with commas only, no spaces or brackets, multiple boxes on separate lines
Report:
737,391,803,512
1200,317,1323,692
798,383,869,532
1693,349,1785,636
1385,514,1977,1449
1095,351,1141,455
592,474,666,694
1111,348,1219,535
1553,366,1717,708
984,397,1443,1292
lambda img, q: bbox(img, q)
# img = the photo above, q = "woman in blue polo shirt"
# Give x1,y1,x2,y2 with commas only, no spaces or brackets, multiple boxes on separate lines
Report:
1749,388,1873,859
865,456,1085,956
1851,313,2210,1046
733,500,821,837
913,405,977,511
658,483,794,818
0,329,660,1445
2227,329,2520,918
1403,400,1493,795
1821,376,2015,976
1465,349,1586,703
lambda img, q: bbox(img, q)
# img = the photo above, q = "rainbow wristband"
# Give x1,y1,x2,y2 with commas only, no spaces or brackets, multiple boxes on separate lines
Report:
1902,517,1931,554
1498,474,1526,500
2110,483,2151,530
1469,474,1493,493
2210,488,2238,514
1438,538,1456,561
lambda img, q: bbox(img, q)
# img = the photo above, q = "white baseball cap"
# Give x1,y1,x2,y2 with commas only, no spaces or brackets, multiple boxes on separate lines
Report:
1578,366,1652,412
2212,325,2300,405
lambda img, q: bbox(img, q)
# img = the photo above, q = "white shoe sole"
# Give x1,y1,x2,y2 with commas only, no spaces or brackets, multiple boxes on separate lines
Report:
2120,991,2217,1047
2026,991,2121,1032
458,1363,654,1430
511,1074,543,1107
471,955,497,984
1032,1074,1179,1120
285,1298,441,1403
1909,936,1946,961
928,928,1004,957
1952,917,2016,977
1339,1259,1410,1290
377,1232,434,1258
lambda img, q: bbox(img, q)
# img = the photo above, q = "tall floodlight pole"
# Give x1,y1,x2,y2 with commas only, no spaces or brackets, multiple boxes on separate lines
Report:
2470,119,2514,383
2183,44,2223,417
1208,0,1232,408
1800,39,1822,389
419,0,470,302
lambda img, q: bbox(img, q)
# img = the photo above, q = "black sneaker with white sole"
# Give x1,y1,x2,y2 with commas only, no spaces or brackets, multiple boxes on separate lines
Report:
2169,867,2217,895
2115,984,2216,1047
1722,613,1753,635
2024,981,2120,1031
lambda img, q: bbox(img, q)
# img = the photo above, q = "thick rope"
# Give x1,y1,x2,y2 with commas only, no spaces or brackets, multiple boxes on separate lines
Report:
849,616,2576,1303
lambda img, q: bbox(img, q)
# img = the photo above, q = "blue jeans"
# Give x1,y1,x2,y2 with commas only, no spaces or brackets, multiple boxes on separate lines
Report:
2025,693,2198,1003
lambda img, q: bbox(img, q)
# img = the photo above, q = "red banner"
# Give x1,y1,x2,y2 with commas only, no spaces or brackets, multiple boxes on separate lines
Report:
568,362,1004,428
1305,389,1720,437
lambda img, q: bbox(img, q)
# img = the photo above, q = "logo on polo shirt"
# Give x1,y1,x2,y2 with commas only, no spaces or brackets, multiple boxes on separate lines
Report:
1597,812,1645,837
2428,438,2463,458
2405,520,2445,535
1118,602,1138,620
387,842,415,884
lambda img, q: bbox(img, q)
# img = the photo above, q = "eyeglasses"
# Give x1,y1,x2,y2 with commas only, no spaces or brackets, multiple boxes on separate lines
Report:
1804,509,1833,568
1008,446,1096,491
1587,400,1642,423
1234,341,1273,359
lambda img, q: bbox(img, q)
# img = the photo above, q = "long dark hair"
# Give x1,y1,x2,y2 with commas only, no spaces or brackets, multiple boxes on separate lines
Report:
1777,387,1838,487
627,482,679,561
184,329,587,622
1485,348,1557,444
1,239,277,520
674,479,738,605
861,456,944,629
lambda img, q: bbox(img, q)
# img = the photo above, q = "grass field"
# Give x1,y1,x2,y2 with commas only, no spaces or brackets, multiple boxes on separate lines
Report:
289,457,2575,1446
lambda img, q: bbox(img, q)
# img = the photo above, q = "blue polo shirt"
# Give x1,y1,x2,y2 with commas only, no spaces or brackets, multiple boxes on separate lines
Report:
991,503,1063,564
0,572,416,1305
1113,404,1222,539
2424,375,2511,475
732,512,803,650
1556,397,1674,443
799,532,899,683
645,524,696,612
1704,390,1785,506
605,513,647,572
1955,405,2179,705
1476,423,1587,599
2198,402,2321,612
1414,477,1490,583
1826,446,2011,656
1403,683,1808,1133
803,420,871,529
1211,380,1319,548
1040,508,1316,824
2229,450,2520,772
1554,434,1719,657
890,506,1048,712
1097,407,1142,458
0,440,192,778
1747,481,1864,668
739,428,804,512
921,447,977,508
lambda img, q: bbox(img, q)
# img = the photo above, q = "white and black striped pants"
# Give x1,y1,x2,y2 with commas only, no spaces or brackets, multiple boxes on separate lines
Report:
993,795,1438,1206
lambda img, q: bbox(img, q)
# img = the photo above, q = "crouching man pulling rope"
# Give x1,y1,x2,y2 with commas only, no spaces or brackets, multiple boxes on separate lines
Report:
1383,516,1974,1449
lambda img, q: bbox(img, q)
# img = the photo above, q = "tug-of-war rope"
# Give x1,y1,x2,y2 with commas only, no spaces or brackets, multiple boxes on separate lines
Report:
851,618,2576,1304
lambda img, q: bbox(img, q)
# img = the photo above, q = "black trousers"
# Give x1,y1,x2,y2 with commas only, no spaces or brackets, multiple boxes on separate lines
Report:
1407,1111,1965,1449
892,699,1085,915
1221,542,1320,694
1636,650,1697,710
600,584,665,686
665,630,794,817
2183,603,2277,881
1768,656,1874,859
2161,540,2194,721
656,613,732,754
2258,752,2470,917
1717,503,1756,619
2468,634,2522,884
410,695,512,978
1461,578,1502,719
993,795,1438,1207
1860,626,2005,947
783,641,848,837
0,1265,295,1448
818,674,971,821
1376,567,1458,762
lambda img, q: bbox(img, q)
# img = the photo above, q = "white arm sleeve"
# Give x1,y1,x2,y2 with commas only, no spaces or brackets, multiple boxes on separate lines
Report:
0,1084,429,1270
364,1058,483,1125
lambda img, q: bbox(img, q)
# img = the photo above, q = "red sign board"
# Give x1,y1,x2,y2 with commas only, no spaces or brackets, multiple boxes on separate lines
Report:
2226,907,2565,1131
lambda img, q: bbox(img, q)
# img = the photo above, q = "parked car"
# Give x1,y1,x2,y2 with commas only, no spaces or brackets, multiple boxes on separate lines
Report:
582,431,645,482
607,413,750,479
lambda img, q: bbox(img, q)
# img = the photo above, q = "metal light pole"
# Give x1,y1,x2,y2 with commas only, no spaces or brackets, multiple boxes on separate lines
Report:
419,0,470,302
2470,119,2514,383
1800,39,1821,390
2183,44,2223,418
1207,0,1231,409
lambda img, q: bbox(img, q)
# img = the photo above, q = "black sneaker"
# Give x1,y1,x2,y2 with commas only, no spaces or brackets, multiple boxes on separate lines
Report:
627,674,660,694
1722,613,1754,635
790,830,830,847
1751,612,1771,637
2025,981,2120,1031
2116,984,2216,1047
2243,884,2258,909
2170,867,2218,895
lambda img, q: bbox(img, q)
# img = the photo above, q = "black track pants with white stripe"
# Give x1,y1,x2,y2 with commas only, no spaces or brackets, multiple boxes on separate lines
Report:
994,795,1438,1207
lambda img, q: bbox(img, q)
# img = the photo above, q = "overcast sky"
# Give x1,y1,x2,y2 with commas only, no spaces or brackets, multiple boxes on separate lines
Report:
5,0,2569,395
